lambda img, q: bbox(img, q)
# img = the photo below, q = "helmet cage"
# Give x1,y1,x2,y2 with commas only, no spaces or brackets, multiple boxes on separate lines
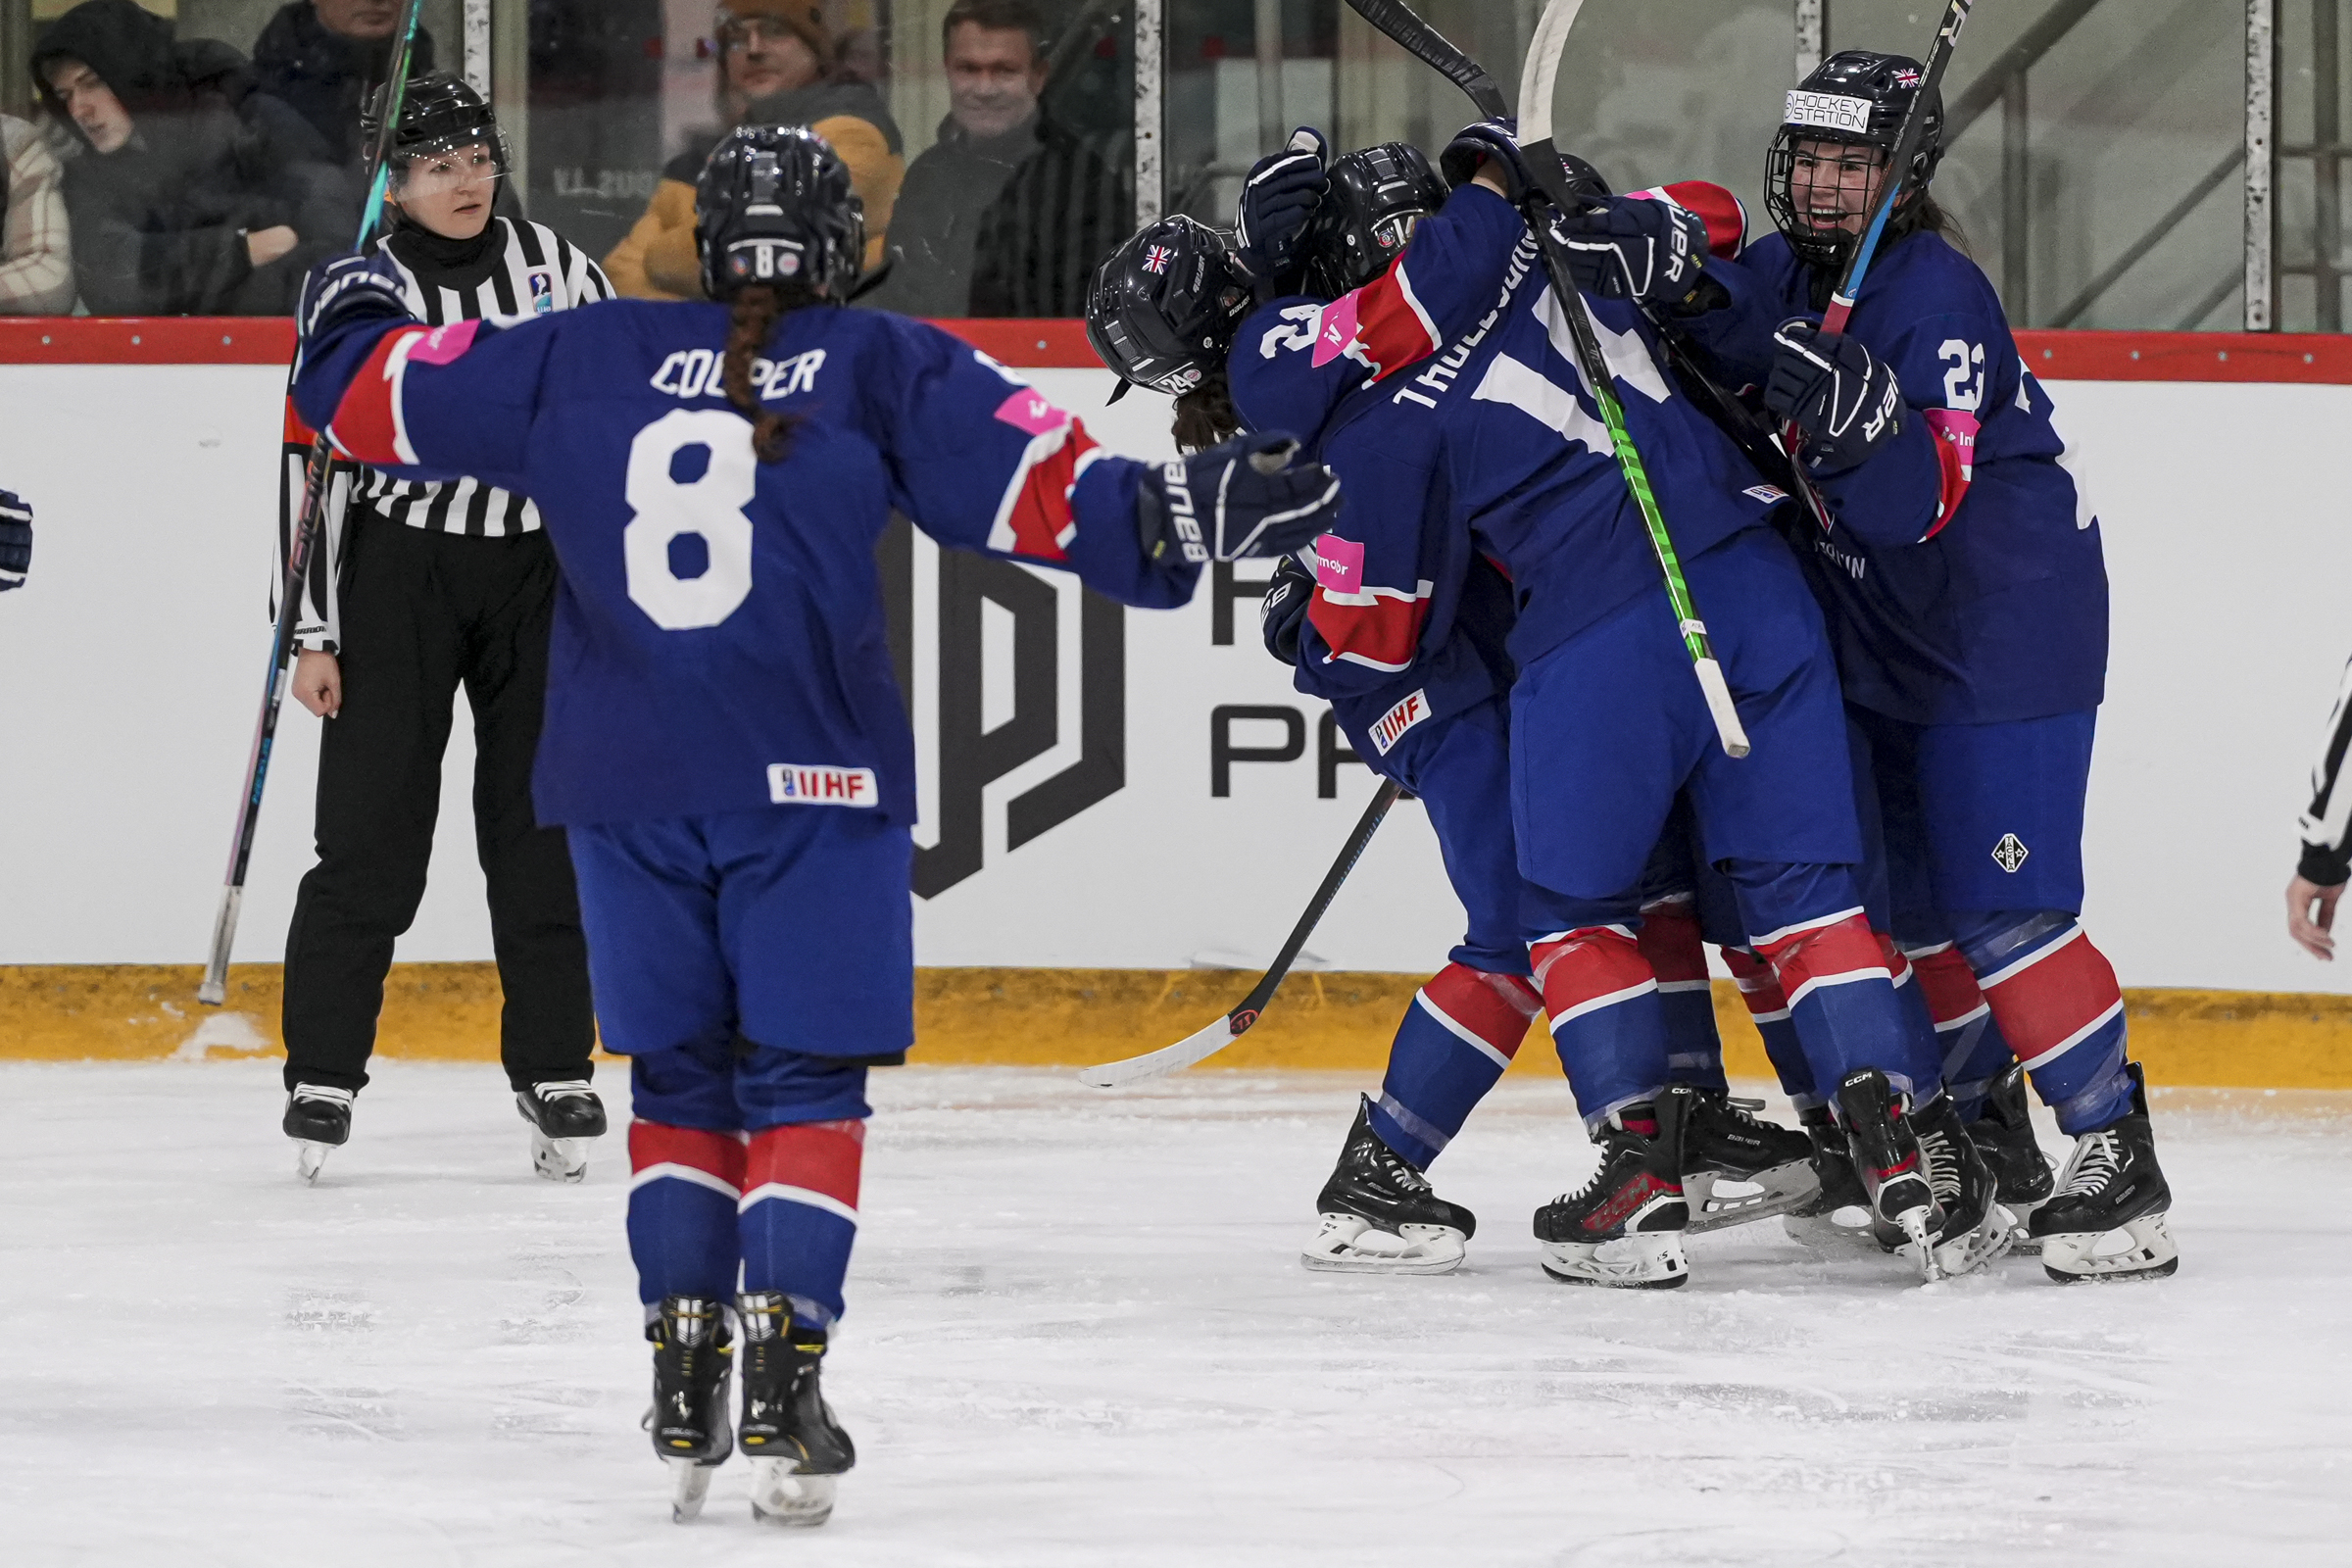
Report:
1763,50,1943,273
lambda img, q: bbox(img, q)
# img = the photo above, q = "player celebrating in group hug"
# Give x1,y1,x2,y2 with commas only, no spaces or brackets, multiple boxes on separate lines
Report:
1087,47,2177,1294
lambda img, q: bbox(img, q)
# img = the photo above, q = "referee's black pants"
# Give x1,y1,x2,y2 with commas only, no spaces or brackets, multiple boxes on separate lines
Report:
282,513,596,1095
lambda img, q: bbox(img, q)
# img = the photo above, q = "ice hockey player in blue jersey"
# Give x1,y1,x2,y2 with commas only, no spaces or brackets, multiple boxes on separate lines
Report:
1565,51,2175,1285
289,124,1345,1525
1208,124,2015,1286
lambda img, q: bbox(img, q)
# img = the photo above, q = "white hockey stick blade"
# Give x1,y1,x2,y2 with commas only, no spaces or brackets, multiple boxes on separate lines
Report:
1515,0,1592,148
1077,1012,1249,1088
1692,656,1751,759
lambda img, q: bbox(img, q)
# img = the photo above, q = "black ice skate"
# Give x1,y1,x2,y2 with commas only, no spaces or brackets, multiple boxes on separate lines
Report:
648,1296,733,1523
1834,1069,1944,1279
1532,1090,1690,1289
1783,1103,1878,1250
1889,1094,2013,1278
515,1079,607,1184
282,1083,354,1184
737,1294,855,1528
1681,1089,1821,1234
1300,1097,1478,1274
2030,1063,2178,1284
1968,1063,2055,1253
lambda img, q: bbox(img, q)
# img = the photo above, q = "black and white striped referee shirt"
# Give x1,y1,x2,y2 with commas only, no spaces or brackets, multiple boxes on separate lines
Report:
279,217,613,651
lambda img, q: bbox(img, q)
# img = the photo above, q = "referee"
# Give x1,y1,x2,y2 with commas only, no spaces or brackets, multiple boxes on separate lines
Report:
276,75,612,1182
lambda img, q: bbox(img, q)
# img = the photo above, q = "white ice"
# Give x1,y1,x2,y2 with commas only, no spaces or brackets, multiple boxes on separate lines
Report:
1,1061,2345,1566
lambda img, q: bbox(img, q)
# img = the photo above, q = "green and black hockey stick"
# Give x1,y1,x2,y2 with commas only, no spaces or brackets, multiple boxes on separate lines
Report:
1344,0,1749,757
200,0,430,1006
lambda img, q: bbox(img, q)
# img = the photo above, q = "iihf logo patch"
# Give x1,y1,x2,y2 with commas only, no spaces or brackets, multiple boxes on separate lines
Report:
528,270,555,315
1991,833,2030,873
1142,243,1175,274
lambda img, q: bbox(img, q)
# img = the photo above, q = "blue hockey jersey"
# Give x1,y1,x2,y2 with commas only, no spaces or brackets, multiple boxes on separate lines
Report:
291,299,1200,828
1229,182,1791,698
1677,228,2108,725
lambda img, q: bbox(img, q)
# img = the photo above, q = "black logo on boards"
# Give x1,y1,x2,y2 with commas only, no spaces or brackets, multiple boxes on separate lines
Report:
879,517,1125,899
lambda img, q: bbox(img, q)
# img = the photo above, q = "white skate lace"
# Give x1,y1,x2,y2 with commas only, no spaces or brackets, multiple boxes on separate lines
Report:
1918,1126,1963,1203
2054,1129,2124,1199
1375,1146,1433,1195
532,1079,596,1104
291,1084,354,1109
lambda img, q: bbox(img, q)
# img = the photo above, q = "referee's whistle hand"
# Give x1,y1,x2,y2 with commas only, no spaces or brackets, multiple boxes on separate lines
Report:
2286,873,2340,960
292,650,342,719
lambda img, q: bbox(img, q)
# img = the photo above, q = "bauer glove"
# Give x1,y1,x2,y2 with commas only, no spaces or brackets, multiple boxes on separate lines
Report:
296,251,411,359
0,489,30,591
1138,433,1344,565
1550,194,1710,307
1234,127,1329,288
1258,553,1316,666
1763,318,1906,476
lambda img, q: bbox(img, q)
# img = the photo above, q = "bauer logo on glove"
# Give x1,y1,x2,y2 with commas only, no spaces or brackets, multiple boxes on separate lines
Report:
1763,318,1907,475
1138,433,1344,566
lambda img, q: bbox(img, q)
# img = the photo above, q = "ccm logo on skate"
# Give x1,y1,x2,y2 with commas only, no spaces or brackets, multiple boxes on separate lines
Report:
1369,689,1431,756
767,764,879,807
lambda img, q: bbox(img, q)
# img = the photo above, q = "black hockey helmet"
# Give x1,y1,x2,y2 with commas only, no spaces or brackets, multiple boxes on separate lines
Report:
1085,216,1251,400
1298,142,1449,299
1765,49,1944,271
695,123,866,301
364,73,509,181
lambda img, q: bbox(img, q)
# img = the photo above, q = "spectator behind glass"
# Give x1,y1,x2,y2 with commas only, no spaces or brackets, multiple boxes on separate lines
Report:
1,113,76,314
33,0,354,316
869,0,1121,319
604,0,903,300
251,0,439,167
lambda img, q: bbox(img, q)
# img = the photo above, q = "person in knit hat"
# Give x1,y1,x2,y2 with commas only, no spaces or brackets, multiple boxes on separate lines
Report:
603,0,902,297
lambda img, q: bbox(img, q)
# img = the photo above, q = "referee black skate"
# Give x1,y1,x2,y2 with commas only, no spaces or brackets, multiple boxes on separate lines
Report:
277,74,612,1183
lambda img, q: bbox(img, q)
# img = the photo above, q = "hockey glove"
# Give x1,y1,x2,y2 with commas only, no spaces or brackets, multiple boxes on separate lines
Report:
1763,318,1906,476
1234,127,1329,288
1258,553,1316,666
296,251,411,357
0,489,30,591
1440,119,1533,198
1550,195,1710,307
1138,433,1343,565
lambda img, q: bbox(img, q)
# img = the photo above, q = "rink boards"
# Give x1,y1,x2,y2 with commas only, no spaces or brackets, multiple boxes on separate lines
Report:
3,332,2352,1080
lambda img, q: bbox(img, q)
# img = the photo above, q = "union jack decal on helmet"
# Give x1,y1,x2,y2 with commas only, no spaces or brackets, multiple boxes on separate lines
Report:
1142,243,1175,274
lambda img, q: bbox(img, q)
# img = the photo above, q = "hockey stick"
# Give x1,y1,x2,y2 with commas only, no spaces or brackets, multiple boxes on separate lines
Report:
1820,0,1974,334
1077,778,1404,1087
1516,3,1749,757
198,0,429,1007
1340,0,1508,121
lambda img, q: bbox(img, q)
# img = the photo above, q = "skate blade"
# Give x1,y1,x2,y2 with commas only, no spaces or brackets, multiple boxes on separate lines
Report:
1685,1161,1823,1235
667,1456,719,1524
748,1460,836,1528
1899,1208,2013,1280
1782,1203,1880,1250
1893,1206,1940,1282
2000,1200,2046,1255
2038,1212,2179,1284
1538,1231,1689,1289
529,1131,589,1185
294,1141,332,1183
1299,1215,1466,1275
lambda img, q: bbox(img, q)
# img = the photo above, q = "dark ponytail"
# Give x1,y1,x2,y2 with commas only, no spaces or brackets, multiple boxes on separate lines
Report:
1171,366,1242,454
721,281,817,464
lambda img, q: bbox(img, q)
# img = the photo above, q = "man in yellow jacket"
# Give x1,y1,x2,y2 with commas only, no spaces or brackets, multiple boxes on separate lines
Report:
604,0,901,296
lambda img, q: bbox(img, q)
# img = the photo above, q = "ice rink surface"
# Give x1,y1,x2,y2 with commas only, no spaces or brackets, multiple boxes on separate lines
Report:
1,1061,2345,1567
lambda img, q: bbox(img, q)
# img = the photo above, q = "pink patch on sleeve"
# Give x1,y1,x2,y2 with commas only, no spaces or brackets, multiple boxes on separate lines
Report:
1310,294,1361,368
994,387,1068,436
408,318,482,366
1921,407,1981,479
1310,532,1364,593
